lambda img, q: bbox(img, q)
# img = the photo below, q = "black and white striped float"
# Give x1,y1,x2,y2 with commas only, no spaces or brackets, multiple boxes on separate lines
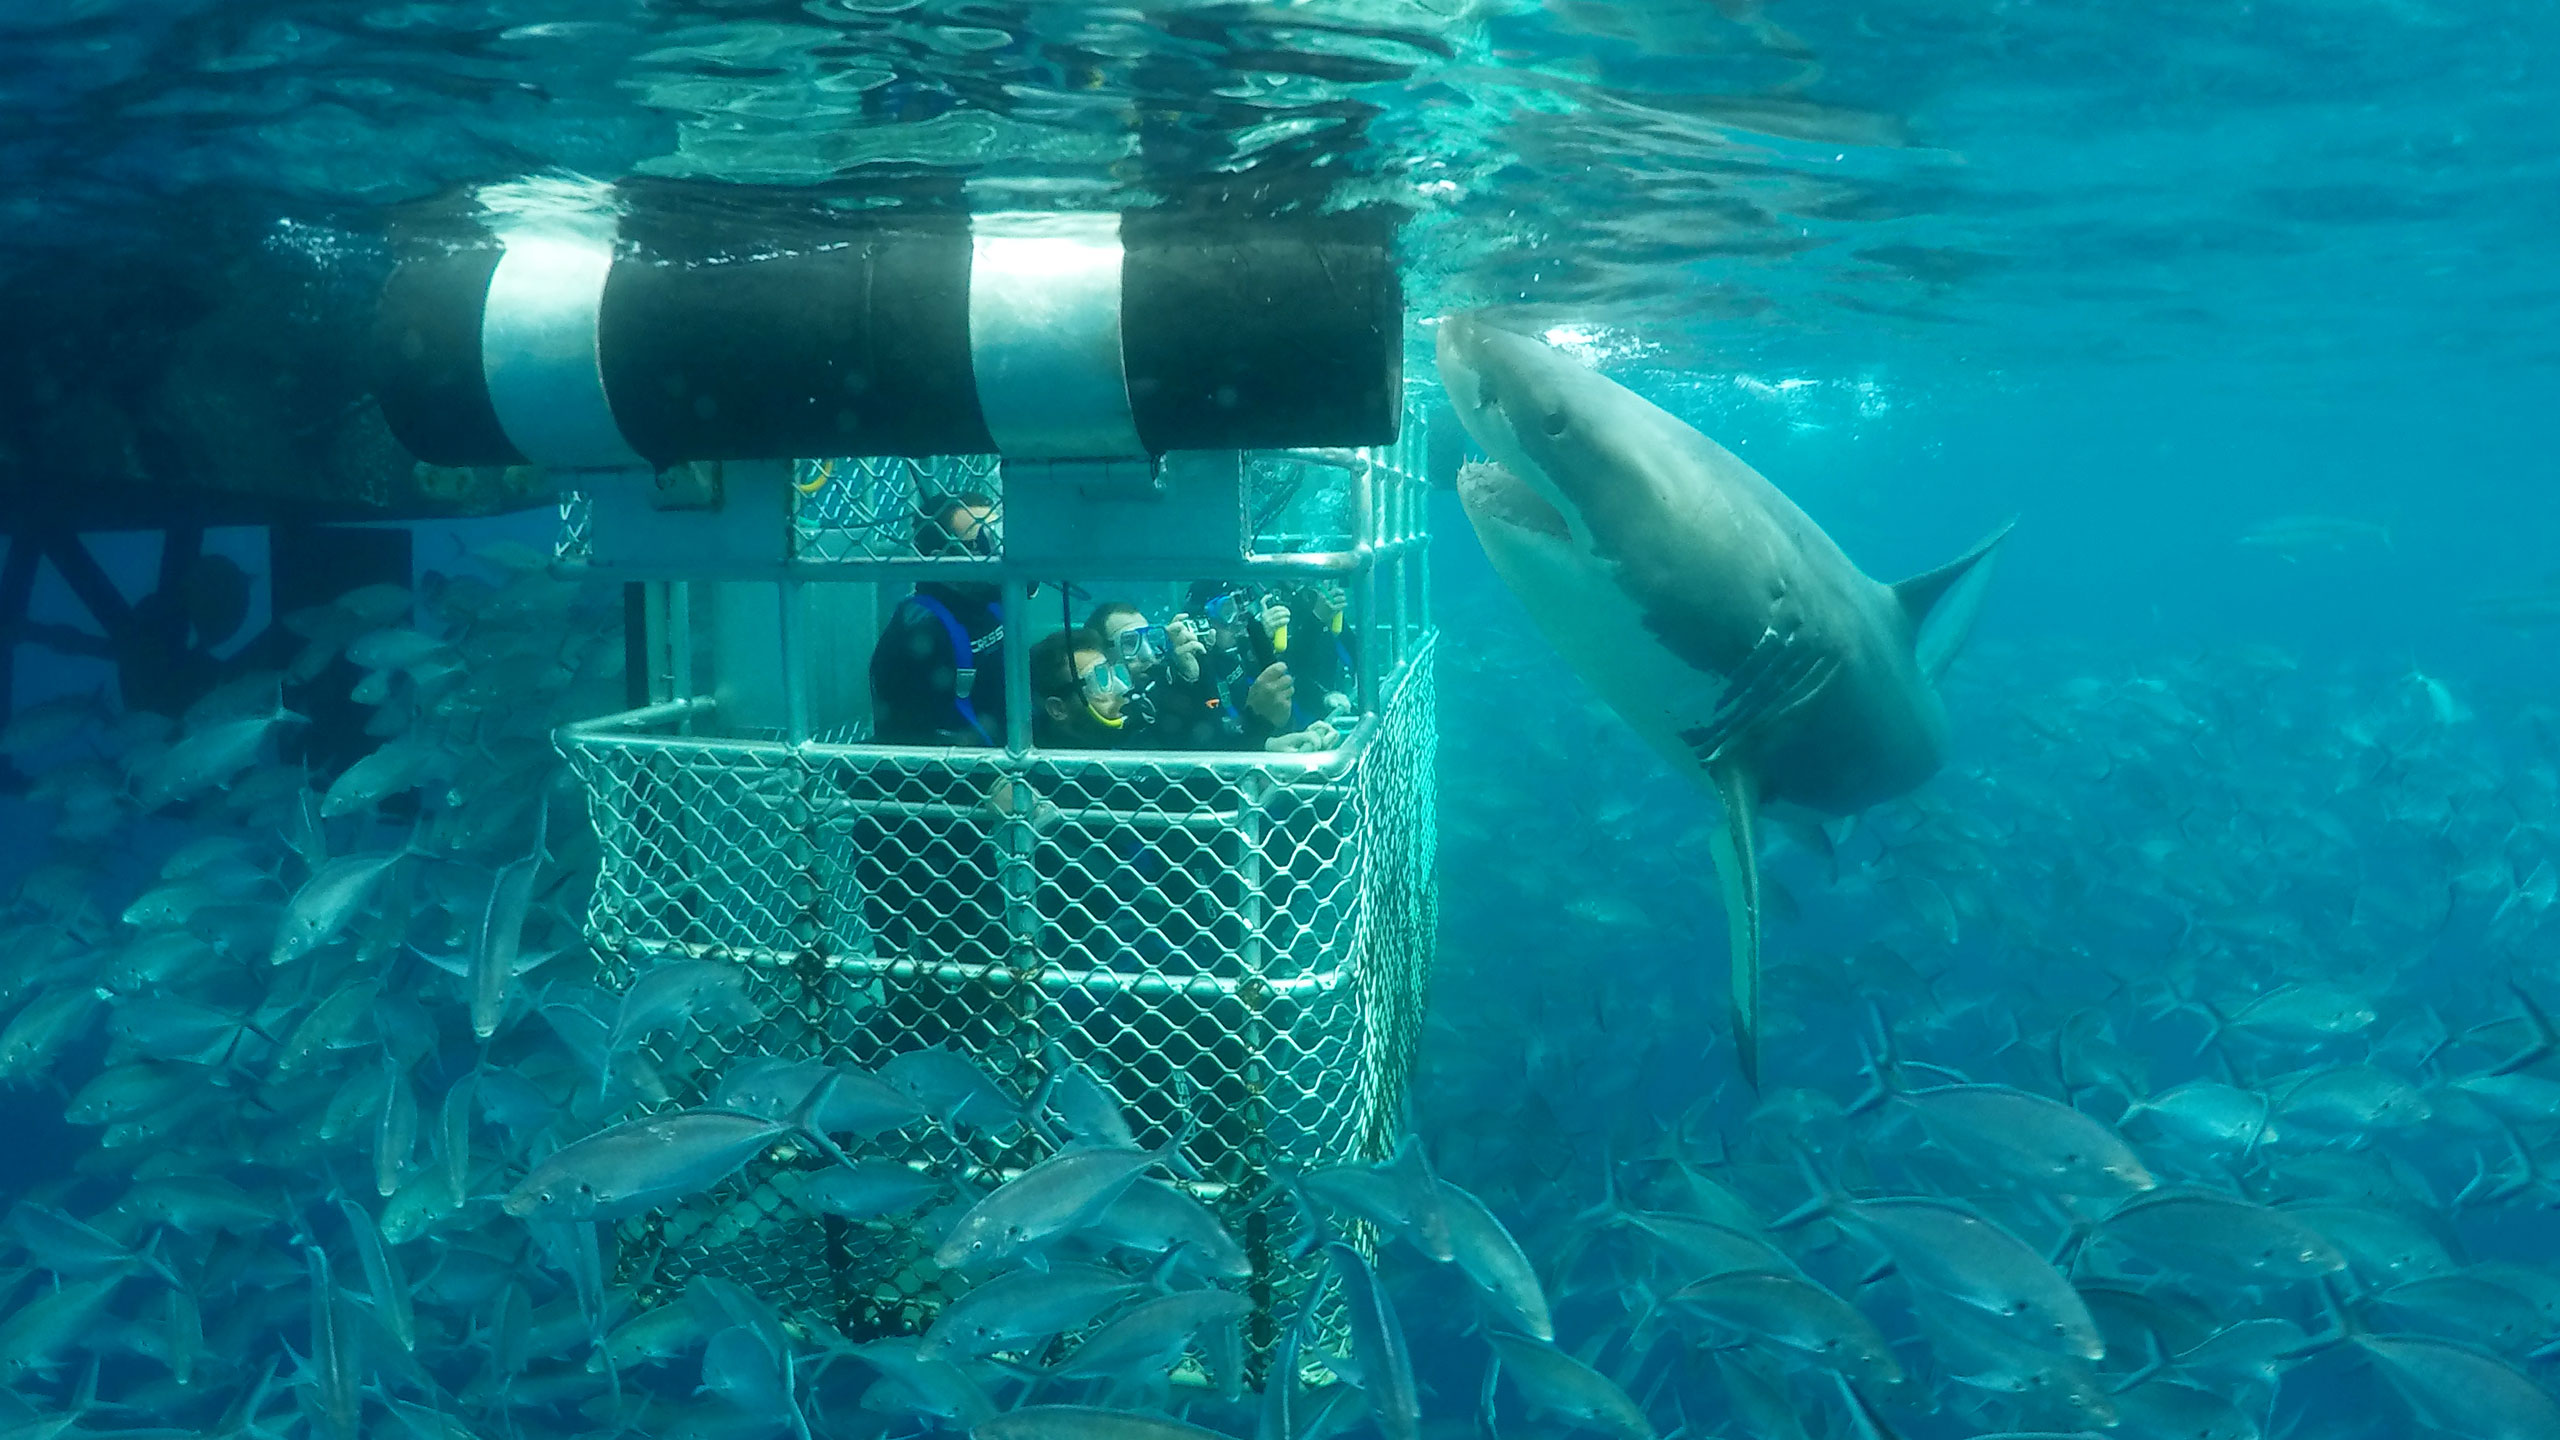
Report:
373,208,1403,470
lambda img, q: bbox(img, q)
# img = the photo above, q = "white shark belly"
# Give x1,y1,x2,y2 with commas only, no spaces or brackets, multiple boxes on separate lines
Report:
1473,521,1730,788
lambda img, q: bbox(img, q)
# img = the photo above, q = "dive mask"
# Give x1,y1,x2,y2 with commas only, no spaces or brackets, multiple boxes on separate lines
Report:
1080,661,1134,705
1109,624,1168,668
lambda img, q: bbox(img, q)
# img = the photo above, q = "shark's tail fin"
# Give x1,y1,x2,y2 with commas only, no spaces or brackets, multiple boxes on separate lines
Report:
1892,519,2017,684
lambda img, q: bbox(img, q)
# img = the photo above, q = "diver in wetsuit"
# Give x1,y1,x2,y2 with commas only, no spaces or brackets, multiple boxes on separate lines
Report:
868,492,1008,747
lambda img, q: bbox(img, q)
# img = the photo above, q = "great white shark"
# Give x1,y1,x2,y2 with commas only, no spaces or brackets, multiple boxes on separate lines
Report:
1436,315,2012,1086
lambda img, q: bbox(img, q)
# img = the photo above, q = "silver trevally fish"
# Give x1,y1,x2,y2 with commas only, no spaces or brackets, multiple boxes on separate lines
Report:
504,1105,810,1222
1487,1333,1654,1440
934,1135,1185,1272
1781,1185,2103,1361
1436,315,2011,1084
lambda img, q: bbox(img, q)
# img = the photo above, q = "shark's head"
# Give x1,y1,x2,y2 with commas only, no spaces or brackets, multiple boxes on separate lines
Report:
1436,314,1678,553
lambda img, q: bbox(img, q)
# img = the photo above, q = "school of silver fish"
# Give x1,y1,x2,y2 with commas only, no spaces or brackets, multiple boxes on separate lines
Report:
1,543,2558,1440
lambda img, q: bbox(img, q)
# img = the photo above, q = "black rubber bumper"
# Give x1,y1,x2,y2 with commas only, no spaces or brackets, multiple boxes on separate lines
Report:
374,208,1403,468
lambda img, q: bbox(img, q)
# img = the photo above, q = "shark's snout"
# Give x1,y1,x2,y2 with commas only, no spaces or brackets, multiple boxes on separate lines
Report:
1434,315,1494,418
1436,314,1538,411
1436,314,1579,448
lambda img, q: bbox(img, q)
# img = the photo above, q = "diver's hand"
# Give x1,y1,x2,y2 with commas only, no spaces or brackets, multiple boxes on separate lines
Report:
1247,662,1294,728
1165,619,1206,683
980,775,1060,831
1264,721,1340,754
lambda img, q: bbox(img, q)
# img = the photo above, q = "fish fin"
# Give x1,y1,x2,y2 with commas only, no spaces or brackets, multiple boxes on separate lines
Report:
2490,980,2556,1076
2046,1216,2093,1276
1160,1076,1204,1183
1706,760,1765,1089
782,1073,861,1173
1772,1142,1842,1232
2282,1276,2361,1361
138,1228,182,1289
1845,1001,1901,1114
1680,627,1838,770
1278,1173,1340,1260
1891,519,2016,684
1140,1243,1191,1295
1831,1373,1904,1440
43,1354,91,1427
2105,1334,2170,1398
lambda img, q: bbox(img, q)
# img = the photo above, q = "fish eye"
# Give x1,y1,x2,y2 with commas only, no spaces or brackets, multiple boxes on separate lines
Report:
1540,407,1568,437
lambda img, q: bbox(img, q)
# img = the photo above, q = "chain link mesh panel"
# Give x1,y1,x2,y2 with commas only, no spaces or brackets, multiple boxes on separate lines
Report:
793,455,1005,563
1247,399,1434,560
560,642,1436,1358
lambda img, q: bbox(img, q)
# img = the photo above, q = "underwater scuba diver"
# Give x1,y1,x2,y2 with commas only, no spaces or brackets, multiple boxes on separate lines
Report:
1253,579,1356,722
1023,624,1251,994
1173,583,1315,749
857,492,1014,1018
868,492,1008,746
1088,599,1293,750
1177,576,1361,743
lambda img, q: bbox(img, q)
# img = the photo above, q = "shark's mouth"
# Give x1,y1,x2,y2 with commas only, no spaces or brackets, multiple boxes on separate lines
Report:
1455,459,1571,544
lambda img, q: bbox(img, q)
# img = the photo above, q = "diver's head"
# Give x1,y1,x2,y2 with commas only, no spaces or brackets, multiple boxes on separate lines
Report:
1182,582,1259,654
917,491,999,558
1090,601,1167,681
1033,627,1130,737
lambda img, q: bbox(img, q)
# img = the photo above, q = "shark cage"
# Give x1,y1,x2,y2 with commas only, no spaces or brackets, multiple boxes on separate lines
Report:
374,201,1438,1371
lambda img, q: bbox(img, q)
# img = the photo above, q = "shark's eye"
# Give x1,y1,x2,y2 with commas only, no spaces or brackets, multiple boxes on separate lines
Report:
1540,406,1568,436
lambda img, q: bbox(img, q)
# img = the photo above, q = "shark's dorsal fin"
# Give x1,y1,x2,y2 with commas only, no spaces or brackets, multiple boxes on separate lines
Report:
1892,519,2017,684
1705,760,1765,1089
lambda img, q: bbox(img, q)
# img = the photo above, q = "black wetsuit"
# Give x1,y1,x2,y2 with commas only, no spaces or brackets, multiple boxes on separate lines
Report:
1130,664,1263,752
1270,586,1359,712
868,582,1007,747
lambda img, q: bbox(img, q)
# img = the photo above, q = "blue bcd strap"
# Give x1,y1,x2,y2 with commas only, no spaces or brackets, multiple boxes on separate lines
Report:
903,592,996,746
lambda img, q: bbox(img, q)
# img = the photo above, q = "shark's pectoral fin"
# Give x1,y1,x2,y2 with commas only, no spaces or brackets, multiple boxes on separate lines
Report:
1892,519,2017,684
1705,759,1765,1089
1676,626,1824,1091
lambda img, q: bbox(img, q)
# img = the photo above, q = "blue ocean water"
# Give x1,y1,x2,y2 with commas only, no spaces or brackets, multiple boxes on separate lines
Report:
2,1,2558,1438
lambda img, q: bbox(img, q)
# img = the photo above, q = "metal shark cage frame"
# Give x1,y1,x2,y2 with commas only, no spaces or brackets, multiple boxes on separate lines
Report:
546,399,1437,1368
